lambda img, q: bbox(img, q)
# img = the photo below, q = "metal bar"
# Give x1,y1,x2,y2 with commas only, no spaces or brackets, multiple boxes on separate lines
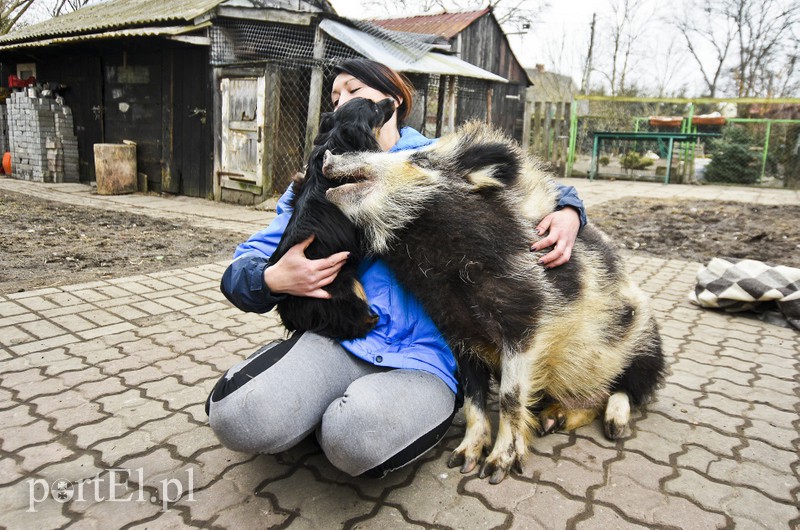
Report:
590,134,599,181
574,95,800,105
760,121,772,184
566,100,578,177
665,137,674,184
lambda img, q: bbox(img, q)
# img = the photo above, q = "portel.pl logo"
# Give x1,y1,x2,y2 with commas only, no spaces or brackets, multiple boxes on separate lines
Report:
27,468,195,513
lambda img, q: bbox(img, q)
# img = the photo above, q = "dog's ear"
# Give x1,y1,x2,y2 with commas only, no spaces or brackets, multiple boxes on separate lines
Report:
376,98,396,125
453,142,520,192
314,112,336,145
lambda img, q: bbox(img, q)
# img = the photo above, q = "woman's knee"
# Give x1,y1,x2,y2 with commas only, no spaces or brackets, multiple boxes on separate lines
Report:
318,370,455,477
207,389,309,454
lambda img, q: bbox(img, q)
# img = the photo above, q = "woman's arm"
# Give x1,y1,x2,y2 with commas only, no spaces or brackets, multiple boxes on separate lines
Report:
220,188,350,313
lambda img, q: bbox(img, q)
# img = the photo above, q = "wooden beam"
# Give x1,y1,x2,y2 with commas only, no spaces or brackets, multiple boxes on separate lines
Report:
435,75,446,138
303,25,325,161
161,48,177,193
216,7,311,26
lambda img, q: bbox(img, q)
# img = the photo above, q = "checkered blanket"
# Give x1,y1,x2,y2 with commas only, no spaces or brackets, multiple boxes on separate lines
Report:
689,257,800,330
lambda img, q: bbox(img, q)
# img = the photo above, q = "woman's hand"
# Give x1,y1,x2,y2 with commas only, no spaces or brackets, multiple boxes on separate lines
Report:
264,235,350,298
530,208,581,268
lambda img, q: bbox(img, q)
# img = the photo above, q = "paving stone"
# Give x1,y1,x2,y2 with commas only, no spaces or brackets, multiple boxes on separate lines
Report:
744,418,797,452
58,365,108,388
1,419,56,452
665,467,794,528
507,482,587,529
737,439,798,475
93,430,155,468
0,405,36,428
140,415,196,445
575,504,651,529
12,295,61,311
257,467,388,528
93,294,147,310
707,458,796,502
43,355,89,376
0,454,23,485
70,417,129,448
17,442,76,473
75,377,128,401
49,313,96,333
77,322,136,340
210,494,290,528
0,300,28,317
119,365,169,387
0,311,39,328
130,300,174,316
595,453,727,528
9,333,81,356
0,325,35,346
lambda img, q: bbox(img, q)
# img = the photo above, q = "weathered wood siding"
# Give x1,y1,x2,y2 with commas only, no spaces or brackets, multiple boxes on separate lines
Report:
5,41,214,196
456,14,528,142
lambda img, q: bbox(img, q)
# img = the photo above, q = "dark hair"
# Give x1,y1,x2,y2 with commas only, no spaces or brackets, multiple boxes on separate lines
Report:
333,58,415,128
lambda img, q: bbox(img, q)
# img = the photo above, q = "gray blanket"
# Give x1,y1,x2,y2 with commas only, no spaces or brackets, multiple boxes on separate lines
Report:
689,257,800,330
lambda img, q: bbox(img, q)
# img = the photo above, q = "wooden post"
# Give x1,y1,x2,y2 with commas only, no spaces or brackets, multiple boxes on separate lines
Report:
532,101,542,156
447,75,456,133
262,64,280,200
161,49,176,193
552,101,565,164
522,89,533,153
303,26,325,161
543,102,552,159
435,75,447,138
485,87,492,124
212,67,222,201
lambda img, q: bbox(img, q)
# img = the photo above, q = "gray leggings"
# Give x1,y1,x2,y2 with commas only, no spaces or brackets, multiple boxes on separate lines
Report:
206,332,457,477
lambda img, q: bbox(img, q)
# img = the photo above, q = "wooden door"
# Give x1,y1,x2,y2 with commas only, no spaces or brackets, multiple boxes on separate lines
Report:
219,76,265,193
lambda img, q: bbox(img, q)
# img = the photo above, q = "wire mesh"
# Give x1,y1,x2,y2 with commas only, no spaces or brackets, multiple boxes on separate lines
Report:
210,17,519,195
564,99,800,189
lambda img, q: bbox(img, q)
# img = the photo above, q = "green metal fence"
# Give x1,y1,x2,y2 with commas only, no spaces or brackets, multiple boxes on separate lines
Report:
564,96,800,189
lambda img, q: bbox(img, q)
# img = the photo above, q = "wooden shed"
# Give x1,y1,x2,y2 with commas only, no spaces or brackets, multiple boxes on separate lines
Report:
0,0,508,204
371,8,530,142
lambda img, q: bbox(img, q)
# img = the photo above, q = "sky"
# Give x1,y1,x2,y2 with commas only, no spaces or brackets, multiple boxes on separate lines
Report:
329,0,704,95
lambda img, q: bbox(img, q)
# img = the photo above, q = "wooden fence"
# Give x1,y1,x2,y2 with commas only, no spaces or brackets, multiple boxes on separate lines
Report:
523,96,572,170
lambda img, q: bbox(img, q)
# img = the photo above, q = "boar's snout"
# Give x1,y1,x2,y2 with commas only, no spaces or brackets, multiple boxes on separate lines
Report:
321,150,336,178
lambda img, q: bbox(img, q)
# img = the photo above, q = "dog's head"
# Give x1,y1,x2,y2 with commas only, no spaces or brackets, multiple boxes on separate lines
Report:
315,97,396,153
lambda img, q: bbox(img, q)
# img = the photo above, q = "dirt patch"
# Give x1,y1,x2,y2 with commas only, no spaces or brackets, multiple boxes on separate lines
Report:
2,190,798,295
590,197,800,268
0,189,245,294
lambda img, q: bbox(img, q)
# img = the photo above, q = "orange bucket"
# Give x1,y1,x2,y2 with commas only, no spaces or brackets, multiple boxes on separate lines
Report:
2,152,10,175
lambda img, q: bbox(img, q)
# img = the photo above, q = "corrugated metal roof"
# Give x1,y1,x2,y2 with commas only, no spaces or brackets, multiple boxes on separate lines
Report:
320,19,506,83
0,0,224,44
0,24,210,50
369,9,490,40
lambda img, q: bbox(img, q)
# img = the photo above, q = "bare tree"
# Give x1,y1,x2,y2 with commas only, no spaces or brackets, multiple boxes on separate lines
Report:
674,0,800,98
728,0,800,97
596,0,649,96
673,0,735,97
48,0,91,17
0,0,36,34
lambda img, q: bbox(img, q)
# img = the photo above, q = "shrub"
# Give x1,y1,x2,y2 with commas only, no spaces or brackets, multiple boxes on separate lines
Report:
705,126,759,184
620,151,654,174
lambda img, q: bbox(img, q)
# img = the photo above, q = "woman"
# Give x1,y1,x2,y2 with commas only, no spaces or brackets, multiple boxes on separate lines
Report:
206,59,587,478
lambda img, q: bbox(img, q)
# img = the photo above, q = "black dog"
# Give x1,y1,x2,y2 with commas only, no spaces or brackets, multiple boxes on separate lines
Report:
269,97,396,340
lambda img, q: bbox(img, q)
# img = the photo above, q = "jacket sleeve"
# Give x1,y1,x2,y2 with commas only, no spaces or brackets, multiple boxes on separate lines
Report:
219,187,294,313
554,184,588,229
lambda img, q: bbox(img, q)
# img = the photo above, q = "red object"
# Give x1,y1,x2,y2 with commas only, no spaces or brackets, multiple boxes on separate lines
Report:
8,75,36,88
3,152,11,175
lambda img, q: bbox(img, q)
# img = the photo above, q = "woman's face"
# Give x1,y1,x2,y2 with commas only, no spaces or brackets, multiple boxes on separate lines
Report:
331,73,398,110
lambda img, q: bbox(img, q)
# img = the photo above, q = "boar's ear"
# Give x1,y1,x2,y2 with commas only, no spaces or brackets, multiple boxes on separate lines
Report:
453,142,520,192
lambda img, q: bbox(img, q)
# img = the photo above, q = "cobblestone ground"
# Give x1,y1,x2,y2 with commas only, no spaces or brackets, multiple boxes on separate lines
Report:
1,250,798,529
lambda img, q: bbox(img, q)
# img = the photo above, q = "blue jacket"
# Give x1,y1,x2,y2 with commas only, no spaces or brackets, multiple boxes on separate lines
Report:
220,127,586,395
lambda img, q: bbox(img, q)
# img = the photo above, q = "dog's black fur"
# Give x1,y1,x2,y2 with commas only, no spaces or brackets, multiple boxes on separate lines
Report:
269,97,396,340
